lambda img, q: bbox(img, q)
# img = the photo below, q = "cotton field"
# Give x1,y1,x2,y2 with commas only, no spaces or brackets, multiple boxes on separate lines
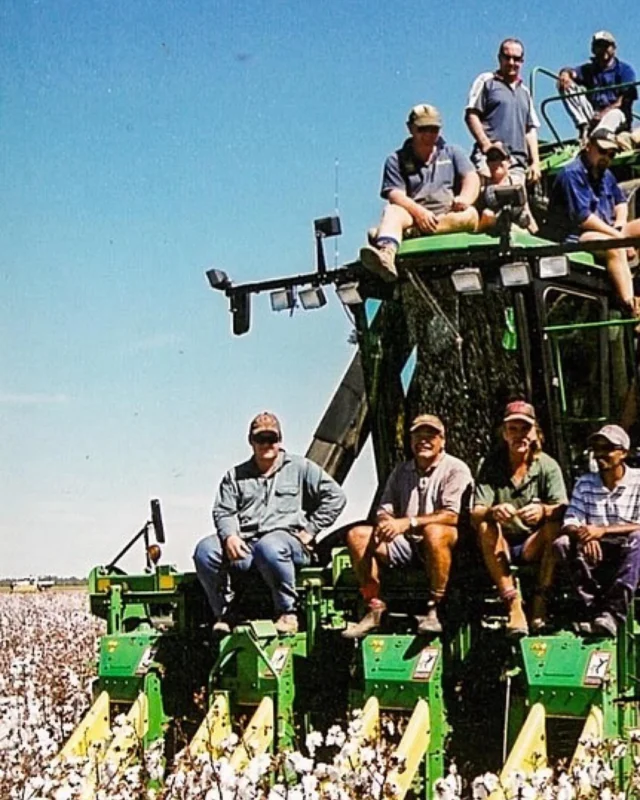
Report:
1,590,638,800
0,590,103,799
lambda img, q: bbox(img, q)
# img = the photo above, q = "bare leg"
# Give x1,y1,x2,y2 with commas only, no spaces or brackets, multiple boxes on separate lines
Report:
521,521,561,627
376,204,415,242
477,520,514,599
435,207,479,234
421,523,458,602
580,231,634,313
345,525,380,602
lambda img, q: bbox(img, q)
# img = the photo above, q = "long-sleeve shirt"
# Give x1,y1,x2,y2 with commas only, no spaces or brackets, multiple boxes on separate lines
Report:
213,450,346,541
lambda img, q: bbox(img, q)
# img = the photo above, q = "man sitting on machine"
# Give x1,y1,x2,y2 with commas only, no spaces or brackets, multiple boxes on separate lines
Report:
193,412,346,636
342,414,473,638
359,104,479,283
554,425,640,638
547,128,640,318
472,401,567,636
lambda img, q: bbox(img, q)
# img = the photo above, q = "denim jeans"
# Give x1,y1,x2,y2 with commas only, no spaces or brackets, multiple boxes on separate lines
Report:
193,530,310,618
553,531,640,623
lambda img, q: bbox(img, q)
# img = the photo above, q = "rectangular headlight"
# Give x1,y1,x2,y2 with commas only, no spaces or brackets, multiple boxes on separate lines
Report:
538,255,569,279
500,261,531,287
451,267,483,294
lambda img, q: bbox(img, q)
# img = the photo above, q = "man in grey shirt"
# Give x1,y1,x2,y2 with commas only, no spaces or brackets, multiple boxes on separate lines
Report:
193,412,346,635
342,414,473,638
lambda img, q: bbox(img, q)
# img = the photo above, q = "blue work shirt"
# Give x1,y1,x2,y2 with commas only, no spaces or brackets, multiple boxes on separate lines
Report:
381,136,474,216
466,72,540,169
548,152,626,240
574,57,637,129
213,450,346,541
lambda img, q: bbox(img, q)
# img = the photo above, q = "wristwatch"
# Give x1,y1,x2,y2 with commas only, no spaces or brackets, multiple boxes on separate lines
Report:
409,516,419,531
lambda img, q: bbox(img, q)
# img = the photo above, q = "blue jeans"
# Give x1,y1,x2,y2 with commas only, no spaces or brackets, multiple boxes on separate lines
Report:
193,530,310,618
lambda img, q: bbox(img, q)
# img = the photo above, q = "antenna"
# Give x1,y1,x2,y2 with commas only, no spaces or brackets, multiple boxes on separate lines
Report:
333,157,340,267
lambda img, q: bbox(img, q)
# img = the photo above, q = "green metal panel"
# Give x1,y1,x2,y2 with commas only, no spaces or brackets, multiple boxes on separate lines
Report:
98,631,160,702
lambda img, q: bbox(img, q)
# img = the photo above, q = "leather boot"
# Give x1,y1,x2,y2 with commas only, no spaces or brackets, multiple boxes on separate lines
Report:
342,600,386,639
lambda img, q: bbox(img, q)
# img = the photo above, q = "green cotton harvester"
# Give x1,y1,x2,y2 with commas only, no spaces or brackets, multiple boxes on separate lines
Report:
59,70,640,798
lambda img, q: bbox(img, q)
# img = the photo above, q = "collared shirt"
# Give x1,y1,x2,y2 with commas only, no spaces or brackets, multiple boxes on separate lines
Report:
213,450,346,541
466,72,540,169
378,453,473,518
474,451,567,533
381,136,474,217
548,152,626,240
564,467,640,529
574,57,637,129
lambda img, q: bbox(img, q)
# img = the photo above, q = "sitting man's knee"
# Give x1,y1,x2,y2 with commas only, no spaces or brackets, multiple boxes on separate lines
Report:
422,523,456,549
193,535,223,571
345,524,374,549
552,534,571,560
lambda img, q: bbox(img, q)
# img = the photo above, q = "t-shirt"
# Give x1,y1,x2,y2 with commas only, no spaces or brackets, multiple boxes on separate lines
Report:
547,152,626,240
574,57,637,129
474,451,567,534
378,453,473,518
381,137,474,217
466,72,540,169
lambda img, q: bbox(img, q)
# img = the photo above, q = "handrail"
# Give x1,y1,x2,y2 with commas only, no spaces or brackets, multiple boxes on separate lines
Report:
540,79,640,145
529,66,560,101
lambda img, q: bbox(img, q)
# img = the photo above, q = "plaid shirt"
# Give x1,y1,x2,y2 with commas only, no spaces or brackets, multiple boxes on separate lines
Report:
564,467,640,529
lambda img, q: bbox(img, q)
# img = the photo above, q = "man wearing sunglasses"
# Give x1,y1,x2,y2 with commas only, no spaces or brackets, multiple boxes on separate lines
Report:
465,38,541,183
547,128,640,317
193,412,346,635
557,31,636,142
359,103,479,282
554,425,640,637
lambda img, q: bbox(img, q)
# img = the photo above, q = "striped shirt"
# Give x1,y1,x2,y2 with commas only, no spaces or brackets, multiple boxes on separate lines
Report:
564,467,640,529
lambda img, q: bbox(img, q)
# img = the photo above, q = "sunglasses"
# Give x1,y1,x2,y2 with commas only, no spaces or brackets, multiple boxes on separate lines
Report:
252,432,279,445
500,53,523,63
594,143,615,156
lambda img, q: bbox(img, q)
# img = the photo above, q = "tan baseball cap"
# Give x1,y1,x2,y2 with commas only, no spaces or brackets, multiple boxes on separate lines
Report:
409,413,445,434
407,104,442,128
249,411,282,439
589,424,630,450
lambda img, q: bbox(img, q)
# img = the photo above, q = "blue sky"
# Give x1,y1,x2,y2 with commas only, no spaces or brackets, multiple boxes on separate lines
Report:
1,0,638,576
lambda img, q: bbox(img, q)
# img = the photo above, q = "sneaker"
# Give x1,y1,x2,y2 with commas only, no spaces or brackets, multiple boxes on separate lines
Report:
274,613,299,635
573,619,595,635
592,611,617,638
359,245,398,282
415,605,443,635
341,601,386,639
506,596,529,638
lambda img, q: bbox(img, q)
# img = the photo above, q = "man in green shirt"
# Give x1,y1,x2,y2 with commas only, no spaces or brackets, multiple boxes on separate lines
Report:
471,401,568,635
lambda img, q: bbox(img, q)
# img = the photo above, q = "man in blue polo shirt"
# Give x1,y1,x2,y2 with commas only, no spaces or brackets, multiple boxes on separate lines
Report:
465,38,541,182
547,128,640,316
557,31,637,140
359,103,479,282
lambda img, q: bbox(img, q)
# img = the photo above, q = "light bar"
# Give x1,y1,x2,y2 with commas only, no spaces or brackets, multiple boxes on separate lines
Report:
538,255,569,279
270,288,296,312
451,267,483,294
500,261,531,287
335,282,363,306
299,286,327,310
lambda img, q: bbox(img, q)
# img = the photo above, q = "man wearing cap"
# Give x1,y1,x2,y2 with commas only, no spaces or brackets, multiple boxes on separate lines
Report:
557,32,637,140
477,143,538,234
472,401,567,636
359,104,479,282
554,425,640,637
193,412,346,635
342,414,473,638
547,128,640,316
465,38,541,182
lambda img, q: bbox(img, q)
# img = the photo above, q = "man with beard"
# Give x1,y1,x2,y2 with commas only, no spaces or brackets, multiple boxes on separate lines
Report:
341,414,473,638
554,425,640,637
472,402,567,636
557,31,637,140
359,104,479,282
547,128,640,316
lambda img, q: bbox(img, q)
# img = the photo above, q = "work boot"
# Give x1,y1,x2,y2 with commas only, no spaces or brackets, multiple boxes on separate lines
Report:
505,595,529,638
415,604,443,635
359,245,398,282
341,600,386,639
212,618,232,636
274,613,299,635
592,611,617,638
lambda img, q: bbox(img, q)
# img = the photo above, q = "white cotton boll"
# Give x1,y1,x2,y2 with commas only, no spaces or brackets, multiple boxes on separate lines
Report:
305,730,323,756
434,777,456,800
268,785,287,800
